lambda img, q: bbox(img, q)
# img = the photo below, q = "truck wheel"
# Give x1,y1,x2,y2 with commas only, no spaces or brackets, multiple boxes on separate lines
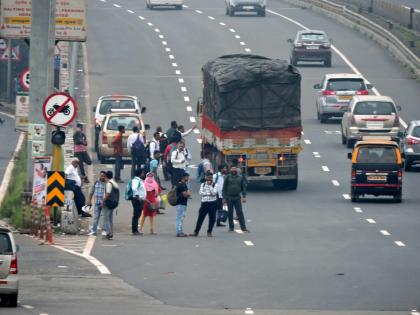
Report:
404,159,411,172
273,180,283,190
320,114,327,124
286,179,298,190
393,192,402,203
351,189,359,202
346,138,354,149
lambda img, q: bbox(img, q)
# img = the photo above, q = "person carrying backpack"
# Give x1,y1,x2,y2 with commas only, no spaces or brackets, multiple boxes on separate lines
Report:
163,141,178,183
102,171,120,240
127,169,146,235
127,126,146,179
170,141,187,187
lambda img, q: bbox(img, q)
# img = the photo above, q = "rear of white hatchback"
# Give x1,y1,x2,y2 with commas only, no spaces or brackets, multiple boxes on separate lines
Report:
0,227,18,307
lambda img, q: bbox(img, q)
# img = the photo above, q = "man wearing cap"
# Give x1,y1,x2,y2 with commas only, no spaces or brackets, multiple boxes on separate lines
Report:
73,123,92,183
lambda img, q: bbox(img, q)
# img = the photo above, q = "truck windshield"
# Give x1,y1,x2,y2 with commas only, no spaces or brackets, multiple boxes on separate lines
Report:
357,146,397,163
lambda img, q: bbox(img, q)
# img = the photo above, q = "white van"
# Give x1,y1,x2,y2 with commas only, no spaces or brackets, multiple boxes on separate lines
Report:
146,0,183,10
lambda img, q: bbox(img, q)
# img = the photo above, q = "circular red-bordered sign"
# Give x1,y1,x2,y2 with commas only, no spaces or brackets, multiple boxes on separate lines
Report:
42,92,78,127
20,68,30,91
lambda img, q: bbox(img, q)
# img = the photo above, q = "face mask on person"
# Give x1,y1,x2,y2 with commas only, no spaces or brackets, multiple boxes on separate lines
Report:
231,171,237,176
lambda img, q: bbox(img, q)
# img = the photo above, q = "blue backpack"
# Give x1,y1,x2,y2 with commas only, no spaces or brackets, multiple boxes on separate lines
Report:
196,161,205,183
125,179,134,200
132,135,144,153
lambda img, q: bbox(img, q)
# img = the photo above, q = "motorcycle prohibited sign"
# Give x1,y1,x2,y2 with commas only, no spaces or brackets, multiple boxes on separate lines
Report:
42,93,78,127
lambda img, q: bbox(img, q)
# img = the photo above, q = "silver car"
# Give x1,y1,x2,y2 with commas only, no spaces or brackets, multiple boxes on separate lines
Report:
402,120,420,171
341,95,401,148
225,0,266,16
0,226,18,307
314,73,372,123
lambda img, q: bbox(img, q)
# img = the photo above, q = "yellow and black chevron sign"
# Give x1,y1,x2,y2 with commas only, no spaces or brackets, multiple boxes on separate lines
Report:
47,171,65,207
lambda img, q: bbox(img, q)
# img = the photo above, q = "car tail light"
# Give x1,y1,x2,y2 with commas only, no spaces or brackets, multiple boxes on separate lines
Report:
102,133,108,144
356,90,369,95
407,135,420,145
294,42,303,48
9,254,17,274
398,169,402,183
393,115,400,127
351,169,356,180
322,90,336,96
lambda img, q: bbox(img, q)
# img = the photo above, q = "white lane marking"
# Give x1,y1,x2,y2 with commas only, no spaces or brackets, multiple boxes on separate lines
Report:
245,48,251,52
165,47,171,51
184,96,190,101
244,241,254,246
219,22,226,26
113,3,121,8
304,139,311,144
175,70,181,75
40,313,49,315
127,9,134,14
189,117,196,123
266,8,407,129
172,62,178,67
194,129,200,134
147,22,153,26
235,35,241,39
343,194,351,200
99,0,106,2
380,230,391,236
245,308,255,315
324,130,333,135
354,207,363,213
322,165,330,172
160,35,165,39
138,15,145,20
57,265,68,269
229,28,236,32
197,138,202,144
169,54,175,59
22,305,34,309
411,310,420,315
195,9,203,14
187,106,192,112
366,218,376,224
83,235,96,256
240,41,246,46
183,4,189,8
395,241,406,247
235,229,244,234
178,78,185,83
313,151,321,158
181,86,187,92
208,16,215,20
154,28,160,33
0,111,15,119
331,180,340,186
162,41,167,45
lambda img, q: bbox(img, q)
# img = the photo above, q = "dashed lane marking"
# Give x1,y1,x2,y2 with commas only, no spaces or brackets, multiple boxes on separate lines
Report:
240,41,246,46
181,86,187,92
354,207,363,213
127,9,134,13
343,194,351,200
179,78,185,83
160,35,165,39
147,22,153,26
380,230,391,236
208,16,215,20
183,4,188,8
22,305,34,309
411,310,420,315
195,9,203,14
165,47,171,52
154,28,160,32
245,48,251,52
197,138,202,144
138,15,145,20
395,241,406,247
113,3,121,8
187,106,192,111
172,62,178,67
190,117,196,123
175,70,181,75
235,35,241,39
169,55,175,59
366,218,376,224
229,28,236,32
193,129,200,134
244,241,254,246
162,41,167,45
184,96,190,101
219,22,226,26
304,139,311,144
331,180,340,186
322,165,330,172
245,308,255,315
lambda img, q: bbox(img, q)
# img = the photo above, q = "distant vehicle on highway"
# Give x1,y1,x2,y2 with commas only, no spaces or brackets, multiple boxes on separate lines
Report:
97,110,148,164
341,95,401,148
225,0,266,16
401,119,420,171
348,137,403,202
146,0,183,10
0,226,19,307
93,95,143,153
313,73,373,123
288,30,332,67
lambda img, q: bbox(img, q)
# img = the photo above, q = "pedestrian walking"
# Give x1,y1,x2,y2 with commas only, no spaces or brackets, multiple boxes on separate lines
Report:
87,171,108,236
112,125,125,182
222,166,249,233
127,126,145,178
130,168,146,235
102,171,120,240
170,141,187,187
190,171,218,237
175,172,191,237
148,132,160,161
65,159,89,217
73,123,92,183
213,165,228,227
140,173,160,235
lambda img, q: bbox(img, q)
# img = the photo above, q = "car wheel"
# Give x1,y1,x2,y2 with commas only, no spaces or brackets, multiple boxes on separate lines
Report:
229,6,235,16
226,6,229,15
404,159,412,171
7,294,18,307
346,138,354,149
351,188,359,202
176,5,183,10
259,8,266,16
341,132,346,145
317,110,320,121
324,58,332,67
393,192,402,203
320,114,327,124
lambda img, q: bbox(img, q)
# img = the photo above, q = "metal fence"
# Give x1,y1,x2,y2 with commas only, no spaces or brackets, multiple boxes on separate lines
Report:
337,0,420,32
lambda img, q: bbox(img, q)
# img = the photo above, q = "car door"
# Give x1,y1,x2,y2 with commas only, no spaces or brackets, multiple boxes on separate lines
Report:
341,99,353,135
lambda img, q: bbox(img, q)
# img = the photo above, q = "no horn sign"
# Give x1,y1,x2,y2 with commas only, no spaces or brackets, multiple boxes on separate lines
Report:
42,93,78,127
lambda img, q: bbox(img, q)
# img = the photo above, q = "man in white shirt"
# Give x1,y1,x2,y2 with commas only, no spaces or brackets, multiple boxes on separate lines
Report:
170,141,186,187
65,159,81,187
213,165,228,226
65,159,89,217
149,132,160,160
130,169,146,235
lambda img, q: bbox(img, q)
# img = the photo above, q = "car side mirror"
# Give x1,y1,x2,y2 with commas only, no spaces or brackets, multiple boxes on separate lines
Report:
92,106,96,112
141,107,146,114
144,124,150,130
287,38,293,43
366,83,373,89
313,83,321,89
347,152,352,159
396,105,402,111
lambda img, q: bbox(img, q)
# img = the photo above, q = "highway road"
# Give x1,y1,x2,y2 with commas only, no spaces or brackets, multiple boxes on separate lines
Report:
0,112,19,185
85,0,420,313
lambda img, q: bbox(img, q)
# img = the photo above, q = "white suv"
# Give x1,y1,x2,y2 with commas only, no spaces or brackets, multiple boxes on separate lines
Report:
0,226,18,307
146,0,183,10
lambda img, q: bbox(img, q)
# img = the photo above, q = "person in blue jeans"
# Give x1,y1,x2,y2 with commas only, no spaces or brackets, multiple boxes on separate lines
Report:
87,171,108,236
175,172,191,237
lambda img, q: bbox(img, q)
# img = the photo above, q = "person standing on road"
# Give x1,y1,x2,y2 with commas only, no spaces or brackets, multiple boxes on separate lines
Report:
171,141,187,187
176,172,191,237
222,166,249,233
130,168,146,235
127,126,145,178
65,159,89,217
156,126,169,181
166,121,179,143
214,165,228,227
73,123,92,183
87,171,108,236
102,171,120,240
112,125,125,183
148,132,160,161
139,173,160,235
190,171,218,237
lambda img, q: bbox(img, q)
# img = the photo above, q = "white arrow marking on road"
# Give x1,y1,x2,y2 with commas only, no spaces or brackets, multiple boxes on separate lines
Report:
354,207,363,213
343,194,351,200
322,165,330,172
181,87,187,92
184,96,190,101
138,16,145,20
331,180,340,186
187,106,192,112
219,22,226,26
113,3,121,8
304,139,311,144
395,241,406,247
380,230,391,236
178,78,184,83
244,241,254,246
366,218,376,224
190,117,196,123
127,9,134,13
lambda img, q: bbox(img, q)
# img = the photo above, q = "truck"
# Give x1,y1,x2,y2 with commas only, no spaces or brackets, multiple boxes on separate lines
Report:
198,54,302,189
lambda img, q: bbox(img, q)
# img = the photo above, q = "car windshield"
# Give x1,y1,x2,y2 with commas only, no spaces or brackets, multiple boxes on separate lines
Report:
326,79,365,91
299,33,326,42
353,101,396,115
107,116,140,131
357,146,397,163
99,100,135,115
411,126,420,138
0,233,12,254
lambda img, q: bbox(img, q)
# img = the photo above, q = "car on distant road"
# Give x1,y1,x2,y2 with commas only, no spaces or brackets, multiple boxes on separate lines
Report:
0,226,18,307
401,120,420,171
288,30,332,67
348,137,403,202
313,73,373,123
341,95,401,148
93,95,144,152
225,0,266,16
97,110,147,163
146,0,183,10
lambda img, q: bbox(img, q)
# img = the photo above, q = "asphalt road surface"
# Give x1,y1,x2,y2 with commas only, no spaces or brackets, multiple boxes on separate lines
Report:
0,112,19,184
84,0,420,313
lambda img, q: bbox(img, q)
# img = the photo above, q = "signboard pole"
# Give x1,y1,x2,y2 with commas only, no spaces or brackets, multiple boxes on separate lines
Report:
6,39,12,103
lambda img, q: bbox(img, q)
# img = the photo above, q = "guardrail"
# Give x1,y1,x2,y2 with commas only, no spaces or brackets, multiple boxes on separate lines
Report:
282,0,420,78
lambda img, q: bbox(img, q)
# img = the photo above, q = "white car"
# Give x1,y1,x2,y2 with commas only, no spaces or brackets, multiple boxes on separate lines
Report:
146,0,183,10
225,0,266,16
0,226,19,307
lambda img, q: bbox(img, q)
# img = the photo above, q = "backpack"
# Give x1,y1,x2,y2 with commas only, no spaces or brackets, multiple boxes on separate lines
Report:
105,182,120,210
196,161,205,183
132,134,144,153
125,179,134,201
167,186,178,206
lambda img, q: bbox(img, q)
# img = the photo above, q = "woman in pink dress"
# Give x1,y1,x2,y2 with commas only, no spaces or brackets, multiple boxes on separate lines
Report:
139,173,161,235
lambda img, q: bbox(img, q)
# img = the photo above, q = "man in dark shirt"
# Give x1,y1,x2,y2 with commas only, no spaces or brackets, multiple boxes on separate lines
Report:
166,120,181,144
112,125,125,182
175,172,191,237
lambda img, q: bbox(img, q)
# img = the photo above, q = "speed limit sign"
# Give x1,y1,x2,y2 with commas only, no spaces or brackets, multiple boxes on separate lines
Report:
20,68,30,91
